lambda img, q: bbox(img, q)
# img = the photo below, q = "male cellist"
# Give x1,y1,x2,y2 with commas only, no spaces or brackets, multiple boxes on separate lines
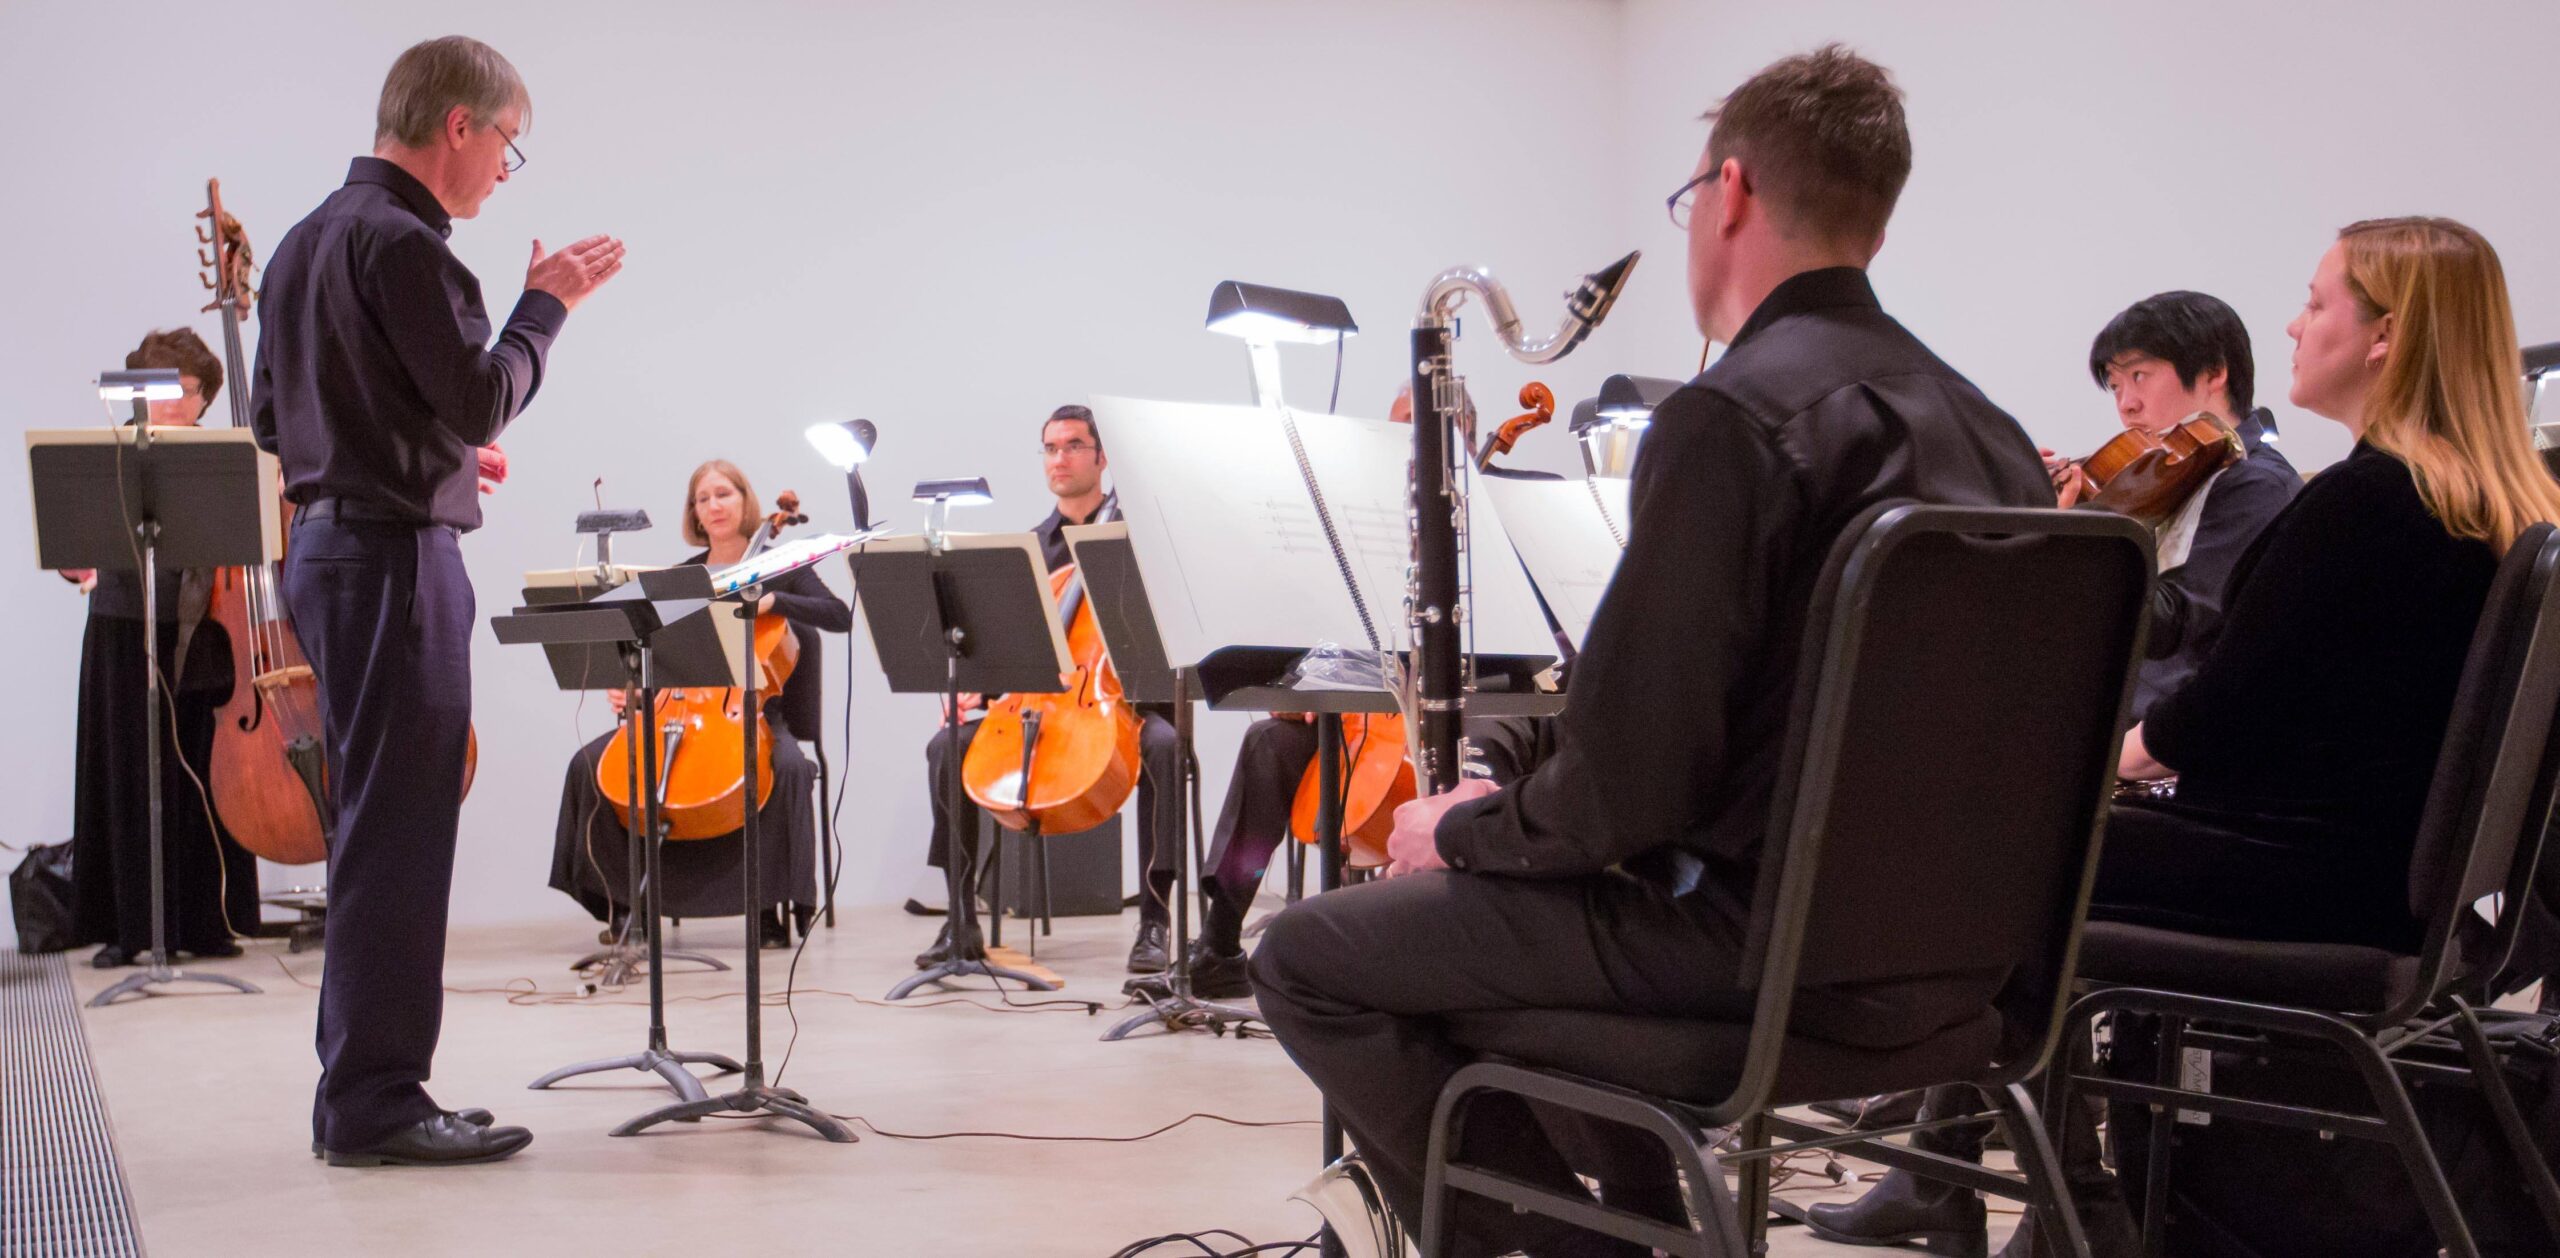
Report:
911,405,1186,976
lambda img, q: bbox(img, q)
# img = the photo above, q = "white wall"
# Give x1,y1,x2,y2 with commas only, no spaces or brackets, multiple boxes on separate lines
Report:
11,0,2559,938
1611,0,2560,472
0,0,1632,932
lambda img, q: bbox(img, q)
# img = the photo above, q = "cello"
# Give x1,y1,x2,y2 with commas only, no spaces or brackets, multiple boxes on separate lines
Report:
594,492,807,840
1286,382,1558,867
961,541,1145,837
194,179,478,866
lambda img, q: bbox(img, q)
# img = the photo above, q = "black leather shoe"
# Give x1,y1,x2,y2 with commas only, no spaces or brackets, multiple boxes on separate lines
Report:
312,1108,493,1156
759,908,791,950
1126,921,1171,975
1124,939,1250,1000
321,1113,531,1167
1804,1169,1987,1256
1994,1206,2145,1258
91,944,135,970
914,919,981,970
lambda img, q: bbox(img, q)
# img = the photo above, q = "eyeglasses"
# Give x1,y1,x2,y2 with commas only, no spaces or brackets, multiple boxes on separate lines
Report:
1040,441,1099,459
1665,168,1720,230
500,131,526,174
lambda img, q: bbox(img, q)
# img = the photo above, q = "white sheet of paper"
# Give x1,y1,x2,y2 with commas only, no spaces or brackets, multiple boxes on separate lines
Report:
1090,395,1558,668
1480,474,1630,650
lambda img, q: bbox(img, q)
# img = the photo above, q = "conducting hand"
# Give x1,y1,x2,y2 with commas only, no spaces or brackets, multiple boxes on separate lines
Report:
526,235,627,312
956,691,984,714
58,568,96,591
606,687,629,716
1383,778,1498,877
476,443,509,496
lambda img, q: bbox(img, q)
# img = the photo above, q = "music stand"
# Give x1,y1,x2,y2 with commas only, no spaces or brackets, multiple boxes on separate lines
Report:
850,533,1073,1000
615,553,861,1143
518,565,731,983
1067,525,1258,1039
28,425,274,1006
491,584,744,1116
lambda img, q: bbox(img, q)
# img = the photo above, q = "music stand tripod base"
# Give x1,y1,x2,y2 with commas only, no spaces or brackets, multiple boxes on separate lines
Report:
886,955,1061,1002
90,964,262,1007
1102,992,1260,1041
568,940,729,986
613,1080,856,1142
530,1046,742,1108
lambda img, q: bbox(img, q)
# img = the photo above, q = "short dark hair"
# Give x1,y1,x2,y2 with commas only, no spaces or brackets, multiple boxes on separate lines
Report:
1705,44,1911,246
2086,290,2255,416
1043,403,1100,451
127,328,222,404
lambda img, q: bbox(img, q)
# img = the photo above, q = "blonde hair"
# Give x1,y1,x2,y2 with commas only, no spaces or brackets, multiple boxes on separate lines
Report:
681,460,761,548
2340,216,2560,551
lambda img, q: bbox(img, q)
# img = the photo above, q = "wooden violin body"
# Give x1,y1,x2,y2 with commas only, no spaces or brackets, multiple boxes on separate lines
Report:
963,563,1144,836
193,178,477,865
595,492,807,841
2059,411,2243,526
1288,713,1415,870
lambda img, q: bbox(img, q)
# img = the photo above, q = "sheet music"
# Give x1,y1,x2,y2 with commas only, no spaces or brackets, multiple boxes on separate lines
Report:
1090,395,1556,667
1479,475,1630,650
708,529,881,597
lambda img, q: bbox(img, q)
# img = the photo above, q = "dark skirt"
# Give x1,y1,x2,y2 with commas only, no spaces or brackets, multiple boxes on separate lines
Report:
547,725,821,921
70,613,259,955
2093,795,2420,952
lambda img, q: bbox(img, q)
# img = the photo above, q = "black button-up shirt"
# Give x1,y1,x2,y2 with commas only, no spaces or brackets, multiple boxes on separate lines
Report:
1032,491,1117,572
1436,267,2054,933
251,157,567,530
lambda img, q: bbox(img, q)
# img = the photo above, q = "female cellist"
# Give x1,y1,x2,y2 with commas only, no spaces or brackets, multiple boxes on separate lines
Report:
59,328,260,967
544,460,848,948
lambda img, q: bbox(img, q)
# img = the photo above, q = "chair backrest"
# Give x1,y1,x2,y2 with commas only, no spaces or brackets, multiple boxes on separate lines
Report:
2405,523,2560,1011
1731,505,2152,1105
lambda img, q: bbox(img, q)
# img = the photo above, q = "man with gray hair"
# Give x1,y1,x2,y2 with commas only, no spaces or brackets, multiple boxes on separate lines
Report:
253,34,623,1167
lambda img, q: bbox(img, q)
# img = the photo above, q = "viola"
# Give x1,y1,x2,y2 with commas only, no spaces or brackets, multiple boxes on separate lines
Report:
194,178,477,865
2054,411,2243,526
962,543,1145,837
595,491,806,840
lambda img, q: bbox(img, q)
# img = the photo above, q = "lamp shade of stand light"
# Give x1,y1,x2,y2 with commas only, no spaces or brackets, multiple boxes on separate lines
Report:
1204,281,1357,410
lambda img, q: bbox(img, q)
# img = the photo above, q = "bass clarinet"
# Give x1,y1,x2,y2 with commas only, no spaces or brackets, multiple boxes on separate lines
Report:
1404,251,1638,793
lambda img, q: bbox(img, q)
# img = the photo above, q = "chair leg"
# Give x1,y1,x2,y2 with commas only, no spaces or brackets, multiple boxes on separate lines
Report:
2317,1020,2481,1258
1737,1112,1771,1252
2137,1015,2180,1258
1992,1081,2093,1258
1419,1081,1478,1258
2447,997,2560,1248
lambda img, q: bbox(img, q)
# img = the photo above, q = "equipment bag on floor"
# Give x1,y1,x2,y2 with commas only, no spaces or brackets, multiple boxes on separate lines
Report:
9,841,78,954
2107,1014,2560,1258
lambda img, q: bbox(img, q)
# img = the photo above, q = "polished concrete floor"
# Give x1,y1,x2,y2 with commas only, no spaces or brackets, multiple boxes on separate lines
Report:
68,905,2009,1257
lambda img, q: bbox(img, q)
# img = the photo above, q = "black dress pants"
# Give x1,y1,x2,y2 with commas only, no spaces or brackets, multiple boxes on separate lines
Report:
1249,869,1758,1258
285,514,476,1151
923,708,1182,925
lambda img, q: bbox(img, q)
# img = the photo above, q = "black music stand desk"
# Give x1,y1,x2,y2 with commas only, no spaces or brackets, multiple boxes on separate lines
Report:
28,426,275,1006
490,581,744,1118
851,533,1072,1000
1068,523,1259,1040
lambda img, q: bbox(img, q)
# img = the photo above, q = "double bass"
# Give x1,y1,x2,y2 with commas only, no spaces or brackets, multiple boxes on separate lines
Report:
1286,382,1558,867
961,539,1145,837
594,492,807,839
194,179,478,866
